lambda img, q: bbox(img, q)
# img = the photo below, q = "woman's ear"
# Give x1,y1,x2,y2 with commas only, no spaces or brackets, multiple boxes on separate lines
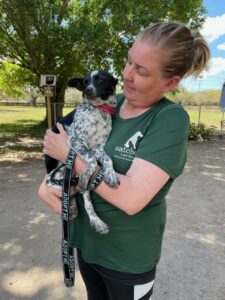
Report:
162,76,181,93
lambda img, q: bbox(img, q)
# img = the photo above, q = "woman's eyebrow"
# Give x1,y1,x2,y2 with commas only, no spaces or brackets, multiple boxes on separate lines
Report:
128,52,150,73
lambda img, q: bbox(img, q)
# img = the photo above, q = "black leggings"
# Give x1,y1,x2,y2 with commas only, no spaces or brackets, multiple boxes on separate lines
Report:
77,250,156,300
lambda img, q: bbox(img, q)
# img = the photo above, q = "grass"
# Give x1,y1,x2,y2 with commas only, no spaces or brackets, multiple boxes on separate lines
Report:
0,104,223,132
0,105,74,156
0,104,223,156
184,105,224,129
0,105,74,137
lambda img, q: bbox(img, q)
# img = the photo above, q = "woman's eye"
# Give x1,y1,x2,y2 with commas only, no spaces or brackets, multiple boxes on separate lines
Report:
136,66,148,76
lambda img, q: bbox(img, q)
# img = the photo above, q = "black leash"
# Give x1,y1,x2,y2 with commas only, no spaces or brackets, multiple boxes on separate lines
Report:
61,148,77,287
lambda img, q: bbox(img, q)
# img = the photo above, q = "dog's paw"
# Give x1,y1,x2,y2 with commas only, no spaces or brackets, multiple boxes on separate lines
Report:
90,219,109,235
104,171,120,189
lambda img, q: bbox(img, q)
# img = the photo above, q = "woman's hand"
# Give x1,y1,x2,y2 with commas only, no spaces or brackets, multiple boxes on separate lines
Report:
38,175,62,214
43,123,69,163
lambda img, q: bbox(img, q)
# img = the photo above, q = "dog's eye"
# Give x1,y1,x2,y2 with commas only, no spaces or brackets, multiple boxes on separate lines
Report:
84,79,89,85
94,75,100,82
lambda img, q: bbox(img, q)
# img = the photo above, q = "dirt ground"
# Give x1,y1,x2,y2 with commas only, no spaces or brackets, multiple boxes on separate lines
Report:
0,139,225,300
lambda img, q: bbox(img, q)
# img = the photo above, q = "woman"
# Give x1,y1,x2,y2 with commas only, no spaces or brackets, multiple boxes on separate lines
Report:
38,21,210,300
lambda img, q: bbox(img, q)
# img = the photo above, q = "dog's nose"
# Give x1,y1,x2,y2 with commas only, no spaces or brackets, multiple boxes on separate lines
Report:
85,87,93,94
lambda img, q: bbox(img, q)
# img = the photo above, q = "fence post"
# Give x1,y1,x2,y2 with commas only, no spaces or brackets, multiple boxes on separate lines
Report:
47,96,52,128
40,74,57,128
198,104,202,125
44,86,54,128
53,103,57,124
197,76,203,125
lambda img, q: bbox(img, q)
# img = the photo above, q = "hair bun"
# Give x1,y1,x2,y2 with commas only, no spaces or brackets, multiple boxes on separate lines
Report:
188,30,211,77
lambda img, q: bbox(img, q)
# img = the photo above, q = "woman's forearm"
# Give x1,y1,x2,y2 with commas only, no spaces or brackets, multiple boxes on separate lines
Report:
75,157,169,216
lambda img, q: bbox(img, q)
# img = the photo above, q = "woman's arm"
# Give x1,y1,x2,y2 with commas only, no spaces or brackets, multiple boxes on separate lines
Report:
41,123,169,215
94,158,169,215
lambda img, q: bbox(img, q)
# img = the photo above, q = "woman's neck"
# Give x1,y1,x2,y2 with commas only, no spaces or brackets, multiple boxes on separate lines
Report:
119,99,152,119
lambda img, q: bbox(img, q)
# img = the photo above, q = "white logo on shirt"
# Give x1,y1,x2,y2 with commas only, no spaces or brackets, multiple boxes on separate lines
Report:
124,131,143,150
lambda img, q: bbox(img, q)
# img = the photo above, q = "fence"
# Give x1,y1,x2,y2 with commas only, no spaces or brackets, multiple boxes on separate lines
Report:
184,105,224,130
0,103,224,132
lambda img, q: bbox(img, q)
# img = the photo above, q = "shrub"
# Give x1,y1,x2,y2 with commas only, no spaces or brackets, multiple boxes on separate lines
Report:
188,122,216,141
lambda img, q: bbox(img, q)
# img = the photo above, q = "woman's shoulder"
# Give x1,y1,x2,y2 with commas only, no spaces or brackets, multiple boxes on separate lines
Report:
156,97,189,118
157,97,185,109
153,97,190,133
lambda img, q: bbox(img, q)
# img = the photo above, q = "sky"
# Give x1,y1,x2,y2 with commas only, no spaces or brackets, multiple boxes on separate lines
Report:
181,0,225,91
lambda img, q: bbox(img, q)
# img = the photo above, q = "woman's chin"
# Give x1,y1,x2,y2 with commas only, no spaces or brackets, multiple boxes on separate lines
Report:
124,86,136,98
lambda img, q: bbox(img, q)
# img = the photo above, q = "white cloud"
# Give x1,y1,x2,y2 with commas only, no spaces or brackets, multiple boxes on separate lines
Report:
200,14,225,43
202,57,225,77
217,43,225,51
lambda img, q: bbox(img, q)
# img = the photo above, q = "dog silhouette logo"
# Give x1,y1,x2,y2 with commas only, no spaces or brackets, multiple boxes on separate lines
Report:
124,131,143,150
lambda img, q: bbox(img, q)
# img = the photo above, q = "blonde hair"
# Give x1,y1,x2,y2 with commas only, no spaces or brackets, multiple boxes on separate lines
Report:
138,21,210,78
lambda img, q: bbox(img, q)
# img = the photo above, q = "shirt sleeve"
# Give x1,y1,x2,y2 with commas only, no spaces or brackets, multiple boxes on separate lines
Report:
135,105,190,179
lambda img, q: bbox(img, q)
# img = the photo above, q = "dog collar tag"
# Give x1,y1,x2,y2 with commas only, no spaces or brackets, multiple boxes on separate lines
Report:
97,104,116,114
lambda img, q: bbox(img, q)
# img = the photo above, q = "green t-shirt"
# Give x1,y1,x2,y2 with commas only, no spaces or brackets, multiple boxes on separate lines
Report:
69,94,189,273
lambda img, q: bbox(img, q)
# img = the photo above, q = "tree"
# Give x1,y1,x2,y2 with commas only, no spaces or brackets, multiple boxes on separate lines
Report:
0,61,35,100
0,0,206,123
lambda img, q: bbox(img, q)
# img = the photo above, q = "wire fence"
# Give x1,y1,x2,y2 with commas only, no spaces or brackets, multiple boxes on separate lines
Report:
0,103,225,131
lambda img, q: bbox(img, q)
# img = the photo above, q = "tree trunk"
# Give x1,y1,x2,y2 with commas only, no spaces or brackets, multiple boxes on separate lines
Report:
31,96,37,107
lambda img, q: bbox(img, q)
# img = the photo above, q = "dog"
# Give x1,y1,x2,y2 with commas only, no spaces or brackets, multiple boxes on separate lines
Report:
46,70,119,234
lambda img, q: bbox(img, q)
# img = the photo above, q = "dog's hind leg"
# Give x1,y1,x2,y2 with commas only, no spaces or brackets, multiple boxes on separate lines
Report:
91,147,120,188
82,191,109,234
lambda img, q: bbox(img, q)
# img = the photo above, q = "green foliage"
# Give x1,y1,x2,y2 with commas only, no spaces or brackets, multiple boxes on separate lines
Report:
0,0,206,119
0,62,35,98
188,122,216,141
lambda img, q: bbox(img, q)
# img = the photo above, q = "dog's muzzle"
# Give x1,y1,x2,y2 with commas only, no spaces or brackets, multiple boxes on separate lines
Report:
84,87,96,99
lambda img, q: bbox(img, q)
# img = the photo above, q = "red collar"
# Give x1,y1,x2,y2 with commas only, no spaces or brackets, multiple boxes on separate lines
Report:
97,104,116,114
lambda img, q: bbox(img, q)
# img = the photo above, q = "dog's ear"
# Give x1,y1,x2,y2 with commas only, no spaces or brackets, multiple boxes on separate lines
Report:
67,77,84,91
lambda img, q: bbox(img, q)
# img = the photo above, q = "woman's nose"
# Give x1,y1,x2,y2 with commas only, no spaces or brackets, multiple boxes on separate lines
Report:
123,63,133,81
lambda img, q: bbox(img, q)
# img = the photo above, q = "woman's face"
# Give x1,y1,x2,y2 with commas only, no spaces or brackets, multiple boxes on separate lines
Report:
123,39,179,108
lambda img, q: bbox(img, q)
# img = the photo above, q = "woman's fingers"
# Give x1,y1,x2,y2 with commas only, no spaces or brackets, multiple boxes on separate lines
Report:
56,122,67,135
38,176,62,214
43,124,69,162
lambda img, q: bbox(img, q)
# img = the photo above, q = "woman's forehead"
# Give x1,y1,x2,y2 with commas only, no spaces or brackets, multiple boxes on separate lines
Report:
129,39,163,71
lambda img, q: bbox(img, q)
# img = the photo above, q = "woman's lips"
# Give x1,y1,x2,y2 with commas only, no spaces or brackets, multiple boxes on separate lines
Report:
124,83,135,92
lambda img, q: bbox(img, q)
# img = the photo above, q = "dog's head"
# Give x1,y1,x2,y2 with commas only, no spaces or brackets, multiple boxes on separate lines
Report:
67,70,118,109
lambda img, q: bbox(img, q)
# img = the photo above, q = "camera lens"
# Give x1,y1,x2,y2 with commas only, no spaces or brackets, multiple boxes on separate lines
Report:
46,76,54,85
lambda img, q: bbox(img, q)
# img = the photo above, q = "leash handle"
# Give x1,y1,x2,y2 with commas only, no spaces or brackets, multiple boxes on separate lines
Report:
62,148,77,287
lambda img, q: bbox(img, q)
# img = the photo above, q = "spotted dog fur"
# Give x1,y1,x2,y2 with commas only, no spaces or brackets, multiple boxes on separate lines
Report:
46,70,119,234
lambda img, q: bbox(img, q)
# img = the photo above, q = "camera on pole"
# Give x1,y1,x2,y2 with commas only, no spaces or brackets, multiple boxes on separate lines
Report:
40,75,57,128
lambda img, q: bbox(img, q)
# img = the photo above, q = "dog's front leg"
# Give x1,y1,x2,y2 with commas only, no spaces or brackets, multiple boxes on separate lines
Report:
91,147,120,188
83,191,109,234
70,137,98,191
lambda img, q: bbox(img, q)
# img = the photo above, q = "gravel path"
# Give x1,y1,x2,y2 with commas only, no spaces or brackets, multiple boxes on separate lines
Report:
0,140,225,300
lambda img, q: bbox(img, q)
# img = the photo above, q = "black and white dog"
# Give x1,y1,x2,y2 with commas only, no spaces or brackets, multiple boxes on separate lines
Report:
46,70,119,234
